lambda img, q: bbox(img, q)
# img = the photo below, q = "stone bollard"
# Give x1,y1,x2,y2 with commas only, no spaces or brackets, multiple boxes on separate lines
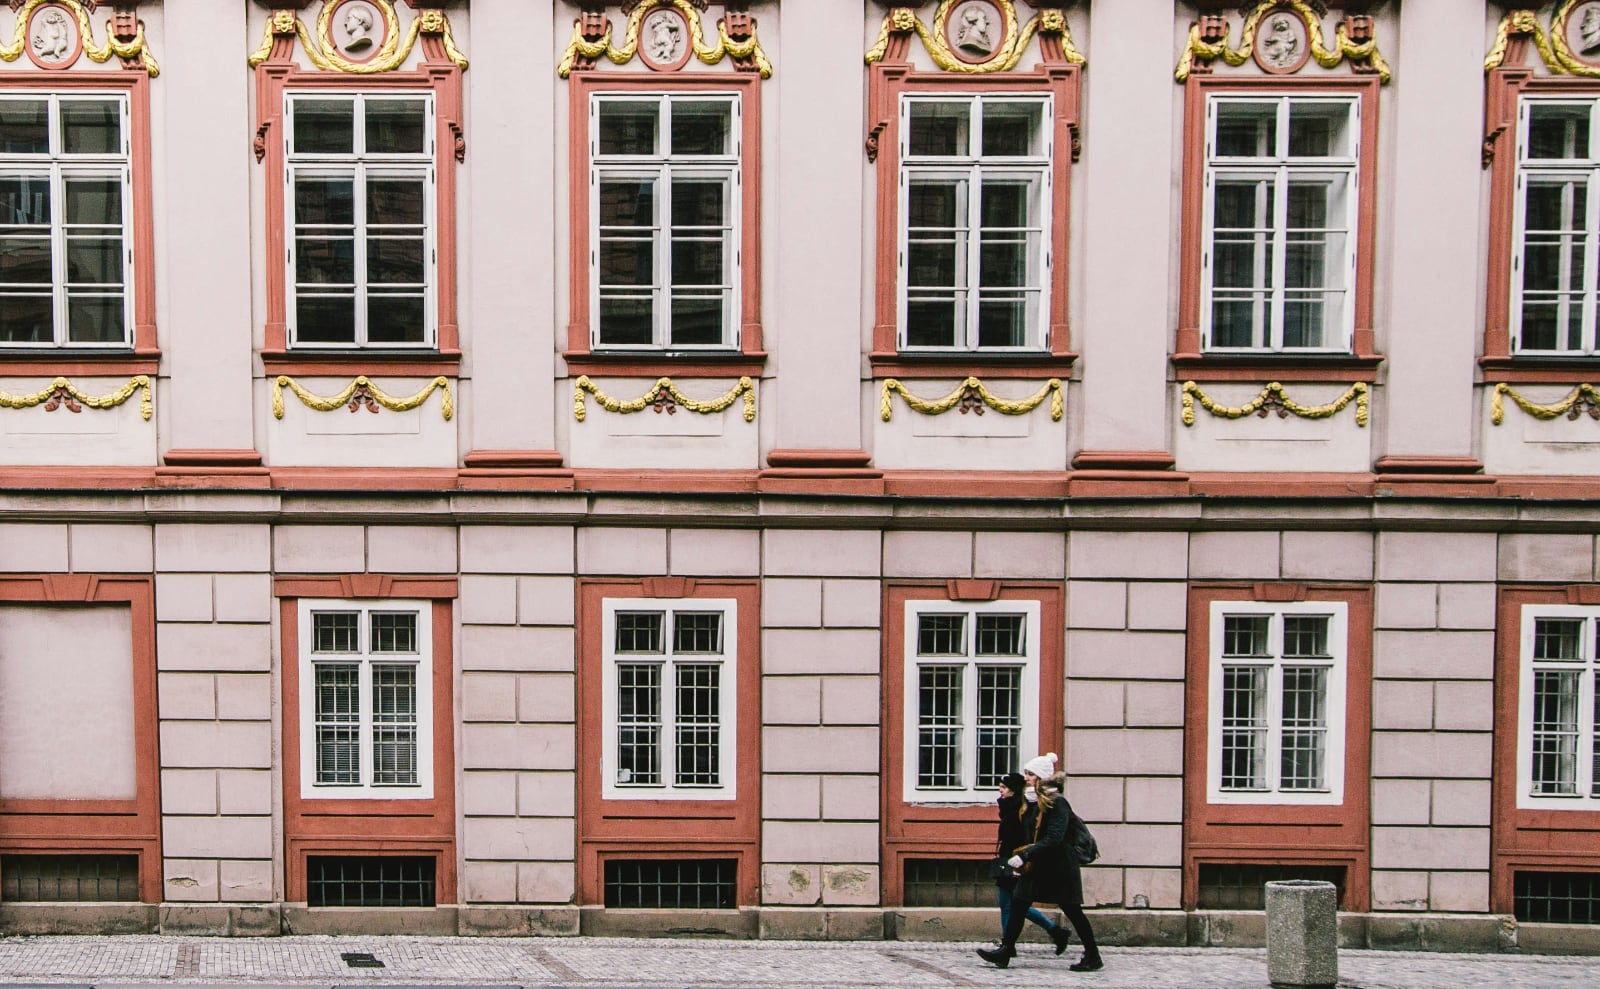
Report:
1265,879,1338,989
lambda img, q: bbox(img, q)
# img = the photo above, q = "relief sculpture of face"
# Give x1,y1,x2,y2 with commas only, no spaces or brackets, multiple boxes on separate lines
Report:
1260,15,1300,69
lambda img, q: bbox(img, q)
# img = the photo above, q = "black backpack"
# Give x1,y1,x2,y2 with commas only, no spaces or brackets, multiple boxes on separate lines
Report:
1068,809,1100,866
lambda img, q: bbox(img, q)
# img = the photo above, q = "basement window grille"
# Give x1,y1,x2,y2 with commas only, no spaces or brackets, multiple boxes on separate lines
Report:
1515,871,1600,924
0,854,139,902
603,858,736,909
306,855,436,907
1196,863,1346,910
903,858,991,908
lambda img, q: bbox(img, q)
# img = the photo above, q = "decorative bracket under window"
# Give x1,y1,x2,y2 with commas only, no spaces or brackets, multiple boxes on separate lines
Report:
879,377,1063,421
1175,1,1390,84
1180,380,1368,426
248,0,467,73
1486,1,1600,79
1,0,159,76
865,0,1084,74
1491,382,1600,424
557,0,771,78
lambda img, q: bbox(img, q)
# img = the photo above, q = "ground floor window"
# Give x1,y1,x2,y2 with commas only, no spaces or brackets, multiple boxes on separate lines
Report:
1514,870,1600,924
602,858,736,909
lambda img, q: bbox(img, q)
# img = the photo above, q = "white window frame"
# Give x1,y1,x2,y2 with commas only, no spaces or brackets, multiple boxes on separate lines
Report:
283,91,437,350
589,92,741,351
1206,600,1348,806
1516,604,1600,811
600,597,738,801
0,92,134,348
901,599,1041,805
296,598,434,800
1511,96,1600,356
1200,94,1359,354
896,93,1052,353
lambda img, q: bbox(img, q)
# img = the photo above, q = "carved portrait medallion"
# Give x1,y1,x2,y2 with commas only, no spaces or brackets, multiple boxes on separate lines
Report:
1253,7,1311,75
946,0,1006,65
25,2,82,69
638,5,692,72
327,0,388,63
1569,0,1600,65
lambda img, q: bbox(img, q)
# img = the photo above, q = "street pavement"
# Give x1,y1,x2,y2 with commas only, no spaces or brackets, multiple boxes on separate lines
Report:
0,936,1597,989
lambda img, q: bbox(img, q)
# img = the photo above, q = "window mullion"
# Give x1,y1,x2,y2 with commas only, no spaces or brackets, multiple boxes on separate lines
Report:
962,610,980,792
354,165,369,347
358,657,374,789
1586,169,1600,354
1266,617,1287,793
966,163,983,350
50,164,68,345
657,163,670,348
1271,165,1290,351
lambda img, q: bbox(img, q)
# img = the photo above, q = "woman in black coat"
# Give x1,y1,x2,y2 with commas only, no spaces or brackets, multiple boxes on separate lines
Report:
994,772,1069,950
978,754,1102,971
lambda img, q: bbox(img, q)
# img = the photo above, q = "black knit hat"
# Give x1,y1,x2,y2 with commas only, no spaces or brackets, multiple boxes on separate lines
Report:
1001,772,1026,795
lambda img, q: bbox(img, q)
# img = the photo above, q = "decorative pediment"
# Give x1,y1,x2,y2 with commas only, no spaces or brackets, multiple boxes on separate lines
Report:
1176,1,1390,84
1487,0,1600,77
865,1,1083,72
557,0,770,78
1,0,158,76
248,0,466,72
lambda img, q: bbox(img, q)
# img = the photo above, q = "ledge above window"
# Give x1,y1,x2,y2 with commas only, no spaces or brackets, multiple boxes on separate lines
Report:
563,349,766,379
260,349,461,377
870,350,1076,379
0,349,160,377
1171,352,1383,383
1478,355,1600,384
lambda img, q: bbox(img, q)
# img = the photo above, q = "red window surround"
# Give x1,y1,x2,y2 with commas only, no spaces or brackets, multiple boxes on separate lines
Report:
575,577,761,906
0,574,161,902
1483,64,1600,381
867,58,1081,379
880,581,1064,904
275,574,458,905
1490,585,1600,914
1183,582,1373,911
564,73,766,378
0,72,158,376
251,21,464,376
1174,74,1383,383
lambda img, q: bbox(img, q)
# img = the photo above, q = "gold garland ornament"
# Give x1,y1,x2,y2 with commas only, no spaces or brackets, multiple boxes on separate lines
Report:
1181,380,1367,427
1486,1,1600,77
1491,382,1600,424
0,375,152,420
558,0,771,78
865,1,1083,72
1,0,159,76
249,0,467,72
573,375,756,423
272,375,453,420
1175,0,1390,83
879,377,1063,422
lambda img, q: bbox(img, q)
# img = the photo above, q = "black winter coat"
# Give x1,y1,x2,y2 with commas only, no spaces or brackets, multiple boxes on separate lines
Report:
1014,787,1084,907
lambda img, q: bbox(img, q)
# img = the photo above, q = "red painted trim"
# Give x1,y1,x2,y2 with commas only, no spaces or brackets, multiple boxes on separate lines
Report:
254,51,464,355
869,355,1078,378
764,449,873,469
880,582,1064,906
1171,355,1383,383
260,351,462,377
461,449,567,469
562,355,767,379
278,592,456,903
1372,455,1485,476
0,358,160,376
1070,450,1176,472
1478,359,1600,383
161,449,265,468
867,64,1081,358
575,579,761,906
1175,74,1382,364
0,574,161,903
565,73,764,360
1491,587,1600,913
1183,583,1373,911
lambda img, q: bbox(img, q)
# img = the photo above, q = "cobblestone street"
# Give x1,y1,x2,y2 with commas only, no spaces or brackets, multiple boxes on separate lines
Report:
0,937,1595,989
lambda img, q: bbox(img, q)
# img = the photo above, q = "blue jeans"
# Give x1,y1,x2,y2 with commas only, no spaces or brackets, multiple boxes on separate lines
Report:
997,882,1054,937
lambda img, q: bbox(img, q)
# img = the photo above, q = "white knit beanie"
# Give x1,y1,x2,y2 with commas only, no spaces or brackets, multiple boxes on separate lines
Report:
1022,752,1058,778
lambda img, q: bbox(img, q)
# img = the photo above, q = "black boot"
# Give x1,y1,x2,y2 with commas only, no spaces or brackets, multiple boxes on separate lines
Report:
977,944,1015,968
1050,925,1071,956
1069,951,1103,972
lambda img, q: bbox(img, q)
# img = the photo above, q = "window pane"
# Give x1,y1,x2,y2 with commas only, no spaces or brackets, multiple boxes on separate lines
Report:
598,101,659,156
616,663,661,785
980,181,1031,229
674,663,720,785
0,294,52,343
671,238,723,287
0,175,50,225
599,179,655,228
366,294,426,344
1288,102,1352,158
977,296,1030,348
1534,618,1585,661
616,612,663,654
670,296,722,346
296,236,355,285
600,240,654,288
60,100,121,155
917,614,965,656
982,101,1044,157
1215,101,1278,157
365,99,427,154
976,665,1022,787
1532,669,1580,795
1222,615,1270,657
908,180,961,229
671,180,724,228
906,297,959,347
65,295,125,344
371,664,418,786
909,101,969,157
314,663,361,785
295,177,355,226
370,612,417,654
368,235,425,285
979,239,1026,288
312,612,360,653
63,178,121,226
294,99,356,154
1280,666,1327,790
0,100,49,154
0,236,51,282
295,295,357,344
917,664,963,788
1283,616,1329,657
66,237,124,285
599,295,653,345
976,614,1024,656
367,178,425,226
670,100,732,157
908,239,958,288
1283,294,1335,349
1221,665,1267,790
1209,296,1266,348
1528,104,1592,160
673,612,723,654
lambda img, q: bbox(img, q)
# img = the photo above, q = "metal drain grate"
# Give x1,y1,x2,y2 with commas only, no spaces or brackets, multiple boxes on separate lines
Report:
340,952,385,968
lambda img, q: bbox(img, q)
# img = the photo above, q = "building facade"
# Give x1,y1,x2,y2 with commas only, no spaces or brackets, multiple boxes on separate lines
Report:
0,0,1598,951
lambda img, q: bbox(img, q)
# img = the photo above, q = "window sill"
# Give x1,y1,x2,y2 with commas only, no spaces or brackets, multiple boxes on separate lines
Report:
869,351,1077,379
1479,355,1600,384
0,350,160,376
1171,352,1384,382
563,350,767,379
260,349,461,377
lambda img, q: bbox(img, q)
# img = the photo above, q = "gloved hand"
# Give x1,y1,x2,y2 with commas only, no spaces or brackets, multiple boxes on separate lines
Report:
1007,855,1024,869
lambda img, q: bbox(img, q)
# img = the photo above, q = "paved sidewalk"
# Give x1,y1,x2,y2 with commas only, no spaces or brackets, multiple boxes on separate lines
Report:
0,936,1596,989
